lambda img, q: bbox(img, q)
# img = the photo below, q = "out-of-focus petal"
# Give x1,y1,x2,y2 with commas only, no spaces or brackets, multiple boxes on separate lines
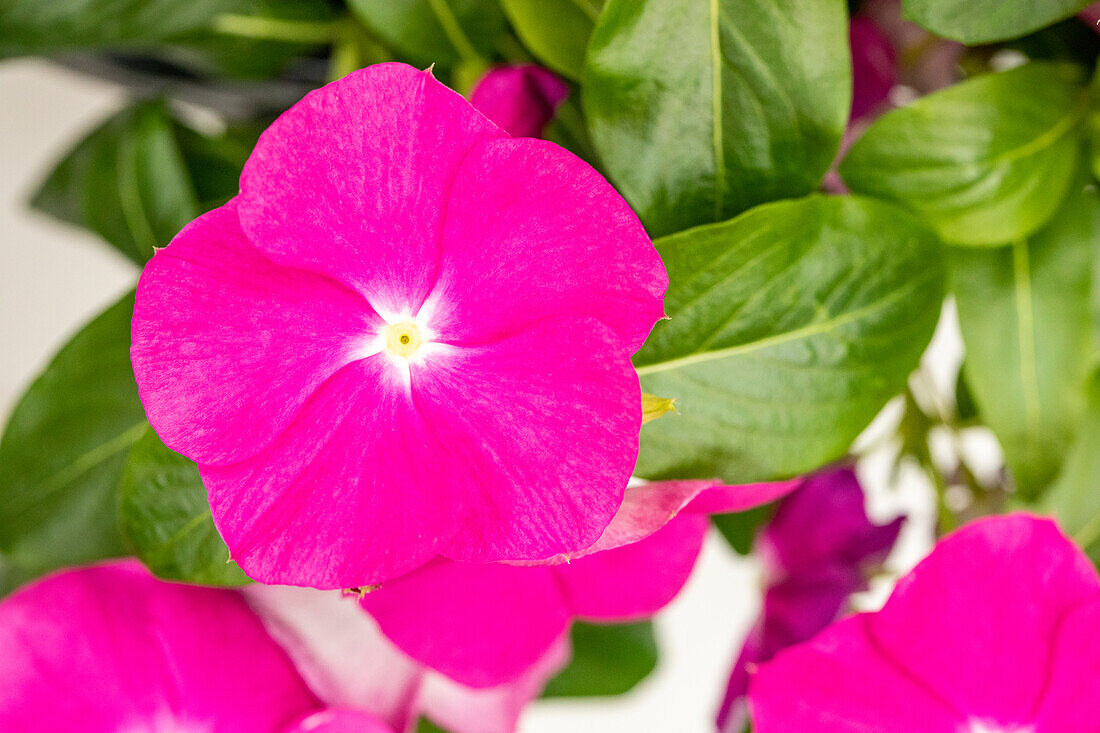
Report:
470,65,570,138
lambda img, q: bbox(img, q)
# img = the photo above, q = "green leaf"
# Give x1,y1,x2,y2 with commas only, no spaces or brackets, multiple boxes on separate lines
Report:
347,0,505,68
840,63,1089,247
950,177,1098,498
501,0,602,80
543,621,658,697
32,102,247,265
584,0,851,237
0,293,145,592
0,0,333,75
119,430,250,586
634,195,944,482
0,0,239,55
31,102,199,265
902,0,1094,45
1041,370,1100,564
712,504,775,555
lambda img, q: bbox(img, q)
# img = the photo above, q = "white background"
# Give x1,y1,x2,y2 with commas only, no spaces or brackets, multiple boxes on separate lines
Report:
0,59,940,733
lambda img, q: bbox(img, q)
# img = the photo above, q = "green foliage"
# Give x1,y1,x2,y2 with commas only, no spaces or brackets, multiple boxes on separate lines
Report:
543,621,658,697
501,0,602,80
31,101,247,265
1042,370,1100,565
841,63,1089,247
712,504,775,555
951,176,1099,498
0,293,144,594
348,0,506,69
902,0,1094,45
119,430,250,586
0,0,334,77
634,195,944,482
584,0,851,237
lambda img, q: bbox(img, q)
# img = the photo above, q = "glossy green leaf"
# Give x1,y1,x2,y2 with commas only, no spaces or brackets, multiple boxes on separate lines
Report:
0,0,331,73
584,0,850,237
0,0,239,55
32,102,199,265
1041,370,1100,565
119,430,250,586
32,102,248,265
902,0,1093,45
841,63,1089,247
501,0,602,80
951,178,1098,498
543,621,658,697
0,293,145,593
347,0,505,68
634,195,944,482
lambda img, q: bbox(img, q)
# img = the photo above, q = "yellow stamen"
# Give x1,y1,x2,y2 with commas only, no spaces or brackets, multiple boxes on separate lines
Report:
385,321,422,357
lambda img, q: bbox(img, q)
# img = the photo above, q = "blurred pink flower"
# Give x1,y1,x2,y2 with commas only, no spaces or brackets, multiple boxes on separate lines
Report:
717,468,903,732
470,65,569,138
1081,3,1100,32
131,63,667,590
861,0,963,93
358,478,802,687
849,16,896,122
0,560,339,732
247,583,569,733
749,514,1100,732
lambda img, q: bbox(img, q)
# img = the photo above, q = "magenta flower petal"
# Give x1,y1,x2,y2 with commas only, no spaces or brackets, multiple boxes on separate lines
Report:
0,561,321,732
469,65,570,138
748,616,962,732
683,478,803,515
249,584,569,733
533,478,801,563
132,201,381,465
134,63,666,587
238,63,505,313
749,514,1100,731
556,512,709,620
413,318,641,564
428,137,667,352
1033,598,1100,729
359,560,569,688
287,710,394,733
202,358,459,589
865,515,1097,723
358,478,768,686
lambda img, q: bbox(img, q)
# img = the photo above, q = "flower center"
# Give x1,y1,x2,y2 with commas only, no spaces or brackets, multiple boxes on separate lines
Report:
385,320,422,358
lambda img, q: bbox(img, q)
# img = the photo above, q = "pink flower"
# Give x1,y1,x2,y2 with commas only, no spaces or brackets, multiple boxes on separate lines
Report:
357,478,801,687
131,63,667,589
749,514,1100,732
717,468,903,732
849,16,896,122
247,584,569,733
1081,3,1100,32
0,560,332,732
469,65,570,138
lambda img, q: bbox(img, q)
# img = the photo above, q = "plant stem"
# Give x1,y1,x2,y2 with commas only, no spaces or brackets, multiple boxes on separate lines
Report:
211,14,342,45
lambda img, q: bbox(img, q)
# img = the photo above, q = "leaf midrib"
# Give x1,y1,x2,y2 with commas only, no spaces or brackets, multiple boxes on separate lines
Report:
636,279,923,376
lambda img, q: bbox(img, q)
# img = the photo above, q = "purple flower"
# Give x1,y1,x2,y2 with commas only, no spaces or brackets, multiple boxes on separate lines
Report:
718,468,903,732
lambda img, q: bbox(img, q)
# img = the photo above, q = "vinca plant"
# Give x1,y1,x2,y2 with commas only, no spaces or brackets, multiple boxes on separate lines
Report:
2,0,1100,731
